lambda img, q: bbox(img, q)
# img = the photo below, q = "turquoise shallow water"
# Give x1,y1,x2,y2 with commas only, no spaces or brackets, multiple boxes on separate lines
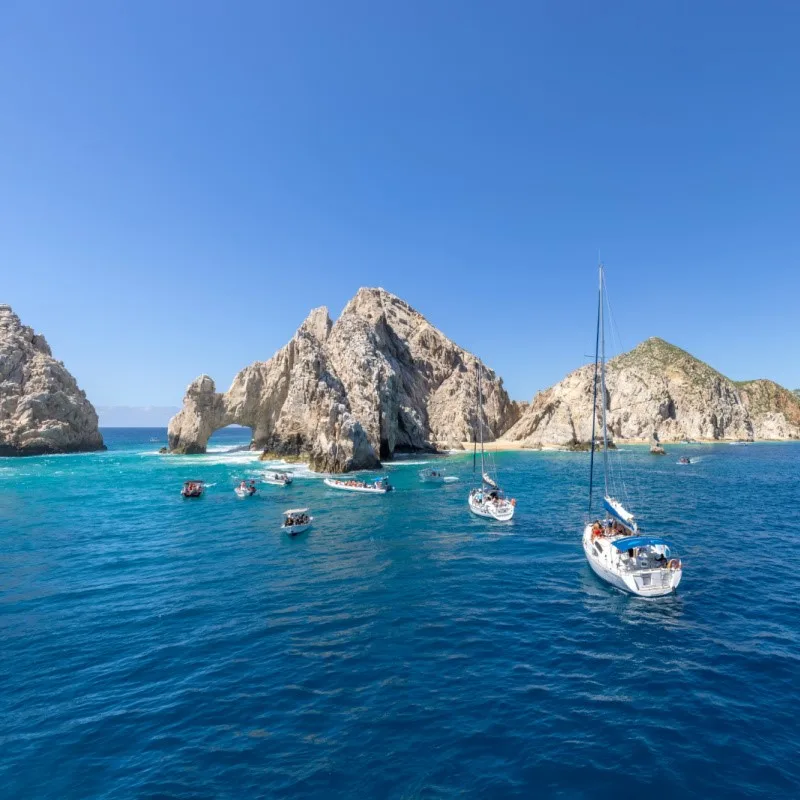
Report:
1,429,799,798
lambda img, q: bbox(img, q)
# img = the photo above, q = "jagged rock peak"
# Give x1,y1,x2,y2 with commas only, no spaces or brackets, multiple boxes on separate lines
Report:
504,338,800,448
0,304,52,357
297,306,332,343
168,288,521,471
0,305,105,456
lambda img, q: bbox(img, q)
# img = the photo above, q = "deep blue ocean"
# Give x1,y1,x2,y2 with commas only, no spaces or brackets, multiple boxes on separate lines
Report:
1,428,798,798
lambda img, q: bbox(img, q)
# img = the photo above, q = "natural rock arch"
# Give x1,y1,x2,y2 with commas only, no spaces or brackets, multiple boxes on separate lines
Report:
167,289,521,472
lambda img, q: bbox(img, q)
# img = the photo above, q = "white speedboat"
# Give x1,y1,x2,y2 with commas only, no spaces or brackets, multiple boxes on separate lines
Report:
467,364,516,521
582,263,682,596
323,476,393,493
264,471,293,486
282,508,313,535
419,467,447,483
234,480,257,498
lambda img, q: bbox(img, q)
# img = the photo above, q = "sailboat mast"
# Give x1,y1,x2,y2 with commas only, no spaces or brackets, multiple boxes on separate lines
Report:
477,362,486,476
588,263,602,512
599,264,609,495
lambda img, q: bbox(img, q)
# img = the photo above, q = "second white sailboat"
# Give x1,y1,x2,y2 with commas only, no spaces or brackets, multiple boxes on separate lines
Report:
468,362,516,521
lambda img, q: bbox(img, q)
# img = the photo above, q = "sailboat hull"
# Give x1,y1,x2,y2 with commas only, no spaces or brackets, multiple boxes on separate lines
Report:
582,525,681,597
468,492,515,521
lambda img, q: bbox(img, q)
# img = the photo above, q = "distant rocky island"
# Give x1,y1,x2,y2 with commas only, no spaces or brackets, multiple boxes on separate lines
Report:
168,290,799,471
504,337,800,448
168,288,520,471
0,305,104,456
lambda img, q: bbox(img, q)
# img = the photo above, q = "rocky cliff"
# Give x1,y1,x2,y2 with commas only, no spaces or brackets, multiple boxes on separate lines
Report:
504,338,800,447
0,305,105,456
735,380,800,440
168,288,521,471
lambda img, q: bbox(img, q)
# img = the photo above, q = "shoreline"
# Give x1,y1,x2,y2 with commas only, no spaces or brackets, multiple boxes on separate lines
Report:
456,438,798,453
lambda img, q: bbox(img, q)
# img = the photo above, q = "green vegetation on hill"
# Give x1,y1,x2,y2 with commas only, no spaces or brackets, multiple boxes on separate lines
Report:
610,337,728,388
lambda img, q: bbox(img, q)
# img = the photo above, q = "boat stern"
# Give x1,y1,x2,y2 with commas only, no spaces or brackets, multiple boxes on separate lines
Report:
623,566,682,596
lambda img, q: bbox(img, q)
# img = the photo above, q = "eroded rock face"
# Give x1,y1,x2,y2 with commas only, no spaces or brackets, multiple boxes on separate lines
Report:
737,380,800,440
504,338,800,447
0,305,105,456
168,289,521,471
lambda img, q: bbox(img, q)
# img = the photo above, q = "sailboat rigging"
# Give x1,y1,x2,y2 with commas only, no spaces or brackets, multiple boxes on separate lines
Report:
582,263,683,596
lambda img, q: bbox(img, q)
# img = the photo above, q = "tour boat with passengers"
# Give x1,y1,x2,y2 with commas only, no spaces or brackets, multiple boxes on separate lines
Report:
582,263,682,596
282,508,313,535
467,363,516,521
264,471,293,486
323,476,393,494
181,480,204,498
235,479,257,497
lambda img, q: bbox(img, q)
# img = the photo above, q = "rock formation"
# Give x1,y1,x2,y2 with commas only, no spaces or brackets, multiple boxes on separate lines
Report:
0,305,105,456
504,338,800,448
736,380,800,440
168,288,521,471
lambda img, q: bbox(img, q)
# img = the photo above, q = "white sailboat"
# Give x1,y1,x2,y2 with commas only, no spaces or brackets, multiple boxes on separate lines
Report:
468,363,516,521
582,263,682,596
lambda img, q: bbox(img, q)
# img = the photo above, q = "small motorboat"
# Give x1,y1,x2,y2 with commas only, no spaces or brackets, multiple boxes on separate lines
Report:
678,457,691,465
282,508,313,535
235,479,258,497
419,467,447,483
323,476,393,494
264,471,293,486
181,480,204,498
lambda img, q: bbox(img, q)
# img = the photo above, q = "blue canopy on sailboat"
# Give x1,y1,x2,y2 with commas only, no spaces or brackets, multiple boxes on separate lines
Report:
611,536,670,551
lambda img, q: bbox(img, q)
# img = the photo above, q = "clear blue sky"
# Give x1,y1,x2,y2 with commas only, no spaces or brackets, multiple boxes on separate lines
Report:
2,0,799,410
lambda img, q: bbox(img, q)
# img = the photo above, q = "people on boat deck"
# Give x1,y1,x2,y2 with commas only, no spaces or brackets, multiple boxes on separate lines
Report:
333,478,386,489
284,513,308,526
